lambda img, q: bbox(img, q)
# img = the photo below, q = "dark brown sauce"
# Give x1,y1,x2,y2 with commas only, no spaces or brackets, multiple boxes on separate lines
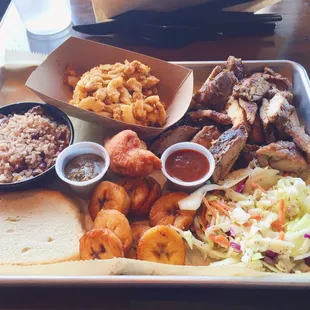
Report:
165,149,210,182
64,154,105,182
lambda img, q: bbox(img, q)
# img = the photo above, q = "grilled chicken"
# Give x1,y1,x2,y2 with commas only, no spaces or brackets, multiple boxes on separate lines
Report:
267,93,294,124
267,87,294,105
193,70,238,112
256,141,308,172
149,126,199,156
238,98,258,125
267,93,310,162
262,67,294,104
226,98,250,132
235,144,260,169
263,67,293,91
233,74,270,102
226,56,245,81
248,114,265,145
259,98,277,144
191,125,222,149
210,125,248,183
188,110,232,126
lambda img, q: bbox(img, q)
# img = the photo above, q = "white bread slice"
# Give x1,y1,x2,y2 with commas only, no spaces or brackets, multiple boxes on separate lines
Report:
0,190,85,265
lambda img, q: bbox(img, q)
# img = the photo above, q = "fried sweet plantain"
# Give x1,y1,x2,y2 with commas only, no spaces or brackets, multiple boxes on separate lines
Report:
94,209,132,252
79,228,124,260
137,225,186,265
88,181,130,220
118,176,162,215
149,192,195,230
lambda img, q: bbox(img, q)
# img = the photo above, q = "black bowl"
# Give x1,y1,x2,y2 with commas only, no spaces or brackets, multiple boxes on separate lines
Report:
0,102,74,191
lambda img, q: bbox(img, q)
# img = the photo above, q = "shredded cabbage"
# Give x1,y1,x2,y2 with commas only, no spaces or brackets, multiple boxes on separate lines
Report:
175,168,310,273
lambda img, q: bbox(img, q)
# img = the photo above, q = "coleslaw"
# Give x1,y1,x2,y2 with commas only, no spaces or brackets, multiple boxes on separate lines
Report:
175,167,310,273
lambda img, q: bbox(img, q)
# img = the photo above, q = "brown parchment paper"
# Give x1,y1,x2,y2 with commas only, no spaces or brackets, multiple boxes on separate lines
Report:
26,37,194,140
1,50,309,279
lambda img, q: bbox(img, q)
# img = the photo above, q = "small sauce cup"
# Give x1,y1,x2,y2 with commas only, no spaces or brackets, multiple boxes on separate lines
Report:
55,141,110,198
161,142,215,192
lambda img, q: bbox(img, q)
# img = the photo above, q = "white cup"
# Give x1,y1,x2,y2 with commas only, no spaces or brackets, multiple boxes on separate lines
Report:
55,142,110,198
13,0,71,35
161,142,215,191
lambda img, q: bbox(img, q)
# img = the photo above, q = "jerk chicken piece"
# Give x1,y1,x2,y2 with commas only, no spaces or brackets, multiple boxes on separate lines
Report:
149,125,199,156
263,67,293,91
267,88,294,105
256,141,308,173
234,144,260,169
259,98,277,144
248,114,265,145
191,125,222,149
188,110,232,126
238,98,257,125
261,67,294,104
210,125,248,183
226,98,250,132
267,93,310,162
226,56,245,81
193,69,238,112
233,73,270,102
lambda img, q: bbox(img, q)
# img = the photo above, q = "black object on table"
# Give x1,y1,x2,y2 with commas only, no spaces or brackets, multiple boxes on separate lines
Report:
72,1,282,47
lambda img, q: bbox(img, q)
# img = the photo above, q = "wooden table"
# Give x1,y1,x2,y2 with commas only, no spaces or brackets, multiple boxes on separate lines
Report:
1,1,310,309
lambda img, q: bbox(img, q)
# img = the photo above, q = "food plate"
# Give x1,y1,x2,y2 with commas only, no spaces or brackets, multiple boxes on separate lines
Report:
1,59,310,287
0,101,74,190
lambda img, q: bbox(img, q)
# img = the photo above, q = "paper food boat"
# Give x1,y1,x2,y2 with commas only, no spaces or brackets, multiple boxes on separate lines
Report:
26,37,193,139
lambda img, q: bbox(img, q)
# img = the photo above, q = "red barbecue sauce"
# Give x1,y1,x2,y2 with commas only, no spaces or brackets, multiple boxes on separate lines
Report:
165,149,210,182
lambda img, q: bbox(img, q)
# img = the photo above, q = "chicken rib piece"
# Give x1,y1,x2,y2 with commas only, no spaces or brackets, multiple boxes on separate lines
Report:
233,74,270,102
226,56,245,81
226,98,250,132
256,141,308,172
149,126,199,157
263,67,293,91
234,144,260,169
188,110,232,126
193,70,238,112
267,93,310,162
105,130,162,176
191,125,222,149
210,125,248,183
259,98,277,144
238,98,258,125
248,114,265,145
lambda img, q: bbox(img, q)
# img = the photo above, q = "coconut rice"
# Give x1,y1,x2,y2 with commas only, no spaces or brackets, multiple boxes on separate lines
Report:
0,106,70,184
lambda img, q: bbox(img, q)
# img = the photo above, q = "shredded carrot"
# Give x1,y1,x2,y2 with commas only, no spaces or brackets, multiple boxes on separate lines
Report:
252,183,267,194
217,200,232,211
209,233,230,247
279,231,285,240
243,221,251,227
210,201,230,217
278,199,285,233
202,197,216,219
271,219,279,230
249,214,262,221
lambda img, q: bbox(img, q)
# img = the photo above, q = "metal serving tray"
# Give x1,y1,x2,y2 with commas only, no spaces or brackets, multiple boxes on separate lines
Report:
1,60,310,287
